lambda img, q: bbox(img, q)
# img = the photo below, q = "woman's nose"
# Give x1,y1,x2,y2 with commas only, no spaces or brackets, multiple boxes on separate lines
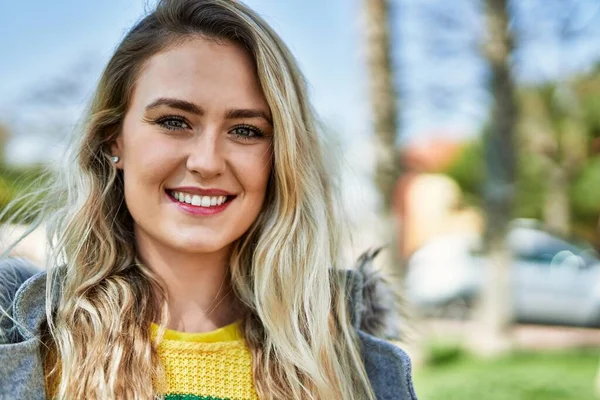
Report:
185,131,226,179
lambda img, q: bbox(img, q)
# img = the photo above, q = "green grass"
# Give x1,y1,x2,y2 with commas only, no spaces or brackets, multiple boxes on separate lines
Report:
413,343,600,400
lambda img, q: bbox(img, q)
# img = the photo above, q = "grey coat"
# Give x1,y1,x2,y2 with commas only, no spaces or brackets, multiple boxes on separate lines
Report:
0,257,417,400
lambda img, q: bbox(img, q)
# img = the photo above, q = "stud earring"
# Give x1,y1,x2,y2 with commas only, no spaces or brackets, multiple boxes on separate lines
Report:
111,155,120,163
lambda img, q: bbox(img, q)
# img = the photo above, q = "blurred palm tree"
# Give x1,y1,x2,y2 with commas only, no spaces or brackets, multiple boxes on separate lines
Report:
363,0,402,275
475,0,517,355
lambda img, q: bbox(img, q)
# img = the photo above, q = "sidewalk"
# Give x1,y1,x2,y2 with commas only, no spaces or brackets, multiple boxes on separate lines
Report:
419,319,600,351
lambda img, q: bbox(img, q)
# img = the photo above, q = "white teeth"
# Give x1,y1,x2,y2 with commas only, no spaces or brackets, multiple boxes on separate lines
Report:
171,191,229,208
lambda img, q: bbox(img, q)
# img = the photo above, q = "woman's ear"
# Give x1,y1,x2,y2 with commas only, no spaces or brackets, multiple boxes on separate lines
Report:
110,137,123,168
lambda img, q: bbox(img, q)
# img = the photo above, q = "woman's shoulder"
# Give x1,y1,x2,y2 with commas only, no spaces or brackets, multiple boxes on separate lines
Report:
0,258,47,398
345,249,418,399
358,330,418,400
0,257,46,344
0,258,39,305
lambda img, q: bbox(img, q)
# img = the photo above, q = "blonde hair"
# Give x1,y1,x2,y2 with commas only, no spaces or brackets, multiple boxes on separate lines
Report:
6,1,376,398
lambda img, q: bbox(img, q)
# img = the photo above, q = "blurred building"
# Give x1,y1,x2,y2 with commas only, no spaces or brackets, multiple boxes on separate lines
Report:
395,138,484,257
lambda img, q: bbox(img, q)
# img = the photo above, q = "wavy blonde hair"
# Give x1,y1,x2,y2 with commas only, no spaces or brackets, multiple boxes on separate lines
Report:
8,0,376,398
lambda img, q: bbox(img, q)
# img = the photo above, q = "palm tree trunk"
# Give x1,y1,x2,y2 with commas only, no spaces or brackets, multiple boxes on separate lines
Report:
363,0,401,275
474,0,517,356
364,0,401,272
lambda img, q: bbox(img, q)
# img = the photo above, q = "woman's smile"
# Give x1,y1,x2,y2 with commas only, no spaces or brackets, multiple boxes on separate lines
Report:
166,188,237,216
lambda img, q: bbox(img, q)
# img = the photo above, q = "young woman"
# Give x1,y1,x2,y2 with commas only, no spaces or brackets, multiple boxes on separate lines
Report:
0,1,417,399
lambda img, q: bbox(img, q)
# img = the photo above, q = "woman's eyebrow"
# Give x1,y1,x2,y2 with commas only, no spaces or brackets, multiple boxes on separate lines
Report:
145,97,272,125
225,108,272,126
145,97,204,114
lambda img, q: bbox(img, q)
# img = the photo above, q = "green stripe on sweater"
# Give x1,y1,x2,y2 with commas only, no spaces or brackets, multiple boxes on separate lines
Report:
164,394,231,400
164,394,253,400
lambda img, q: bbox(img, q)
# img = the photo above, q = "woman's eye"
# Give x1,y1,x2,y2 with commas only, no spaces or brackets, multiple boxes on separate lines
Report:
230,125,263,140
157,117,190,130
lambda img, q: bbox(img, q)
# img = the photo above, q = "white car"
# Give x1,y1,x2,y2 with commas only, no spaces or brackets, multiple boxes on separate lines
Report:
405,220,600,327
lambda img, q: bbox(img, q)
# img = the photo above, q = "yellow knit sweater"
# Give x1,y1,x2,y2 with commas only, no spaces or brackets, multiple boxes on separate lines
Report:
45,322,258,400
152,321,258,400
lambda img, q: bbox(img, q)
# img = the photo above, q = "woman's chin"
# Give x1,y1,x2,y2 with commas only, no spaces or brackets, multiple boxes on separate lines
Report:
172,241,231,255
166,234,234,255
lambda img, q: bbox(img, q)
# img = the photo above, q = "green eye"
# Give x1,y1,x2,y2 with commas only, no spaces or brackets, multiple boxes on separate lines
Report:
156,116,190,130
231,125,264,140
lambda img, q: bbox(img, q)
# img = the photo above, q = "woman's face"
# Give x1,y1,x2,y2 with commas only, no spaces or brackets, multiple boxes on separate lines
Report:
112,37,273,256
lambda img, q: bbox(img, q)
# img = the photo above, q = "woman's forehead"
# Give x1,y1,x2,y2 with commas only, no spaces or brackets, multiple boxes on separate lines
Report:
131,37,269,114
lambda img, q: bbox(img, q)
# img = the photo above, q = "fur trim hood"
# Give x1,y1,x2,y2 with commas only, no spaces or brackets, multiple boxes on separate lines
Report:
352,247,402,340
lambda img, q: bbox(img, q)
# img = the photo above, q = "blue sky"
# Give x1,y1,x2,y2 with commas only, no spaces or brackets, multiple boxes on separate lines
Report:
1,0,600,166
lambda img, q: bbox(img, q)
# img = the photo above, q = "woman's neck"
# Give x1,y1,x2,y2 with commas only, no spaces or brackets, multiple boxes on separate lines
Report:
135,229,240,333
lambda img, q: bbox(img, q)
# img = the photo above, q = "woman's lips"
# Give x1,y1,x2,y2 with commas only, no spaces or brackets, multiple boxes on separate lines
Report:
166,190,235,216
